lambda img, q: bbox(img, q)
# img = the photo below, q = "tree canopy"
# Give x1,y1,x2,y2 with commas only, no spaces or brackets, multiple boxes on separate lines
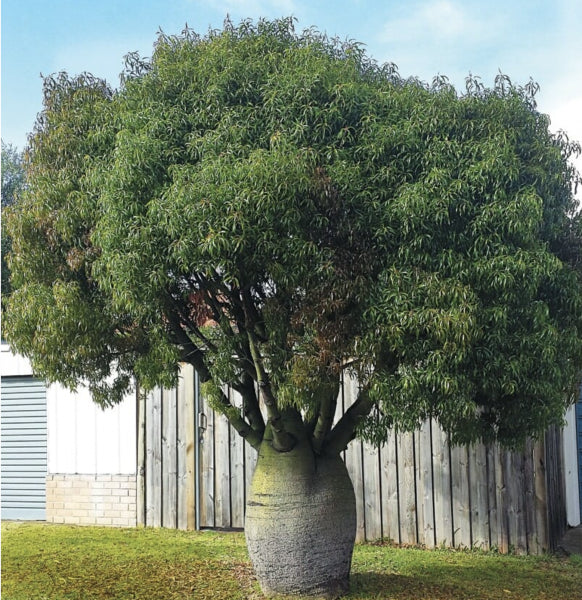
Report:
1,142,25,298
4,17,582,453
1,142,25,208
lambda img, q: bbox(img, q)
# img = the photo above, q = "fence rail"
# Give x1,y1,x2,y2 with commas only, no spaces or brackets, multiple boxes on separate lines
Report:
137,365,566,553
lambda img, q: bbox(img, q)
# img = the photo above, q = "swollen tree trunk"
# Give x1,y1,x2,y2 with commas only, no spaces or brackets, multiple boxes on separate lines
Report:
245,432,357,598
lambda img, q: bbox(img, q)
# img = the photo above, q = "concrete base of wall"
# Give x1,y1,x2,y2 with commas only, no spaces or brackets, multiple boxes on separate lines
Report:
46,474,137,527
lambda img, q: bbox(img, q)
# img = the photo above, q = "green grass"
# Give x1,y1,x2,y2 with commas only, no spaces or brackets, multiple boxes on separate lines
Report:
2,522,581,600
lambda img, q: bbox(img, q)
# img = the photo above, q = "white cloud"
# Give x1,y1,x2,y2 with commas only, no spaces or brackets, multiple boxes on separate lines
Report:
543,94,582,200
373,0,510,85
380,0,490,45
417,0,470,37
192,0,297,17
545,96,582,141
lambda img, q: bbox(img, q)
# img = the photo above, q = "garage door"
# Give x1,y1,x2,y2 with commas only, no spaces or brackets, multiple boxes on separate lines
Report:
577,390,582,521
1,376,47,520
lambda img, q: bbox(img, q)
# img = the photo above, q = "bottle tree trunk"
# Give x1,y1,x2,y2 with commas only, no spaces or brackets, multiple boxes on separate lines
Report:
245,430,357,599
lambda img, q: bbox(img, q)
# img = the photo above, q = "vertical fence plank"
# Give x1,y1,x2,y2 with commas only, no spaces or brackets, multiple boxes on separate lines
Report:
162,388,178,528
380,430,400,544
523,439,536,554
432,425,453,547
363,440,382,541
413,431,424,546
177,366,196,530
546,429,559,550
398,430,417,545
230,389,246,529
450,444,471,548
214,391,232,528
418,420,435,548
469,442,490,549
350,439,366,543
495,448,509,553
145,390,153,527
545,426,566,551
486,444,500,551
343,375,365,542
515,451,528,554
504,450,526,554
199,390,215,528
145,391,152,526
146,389,162,528
136,388,146,527
516,450,529,554
532,439,548,552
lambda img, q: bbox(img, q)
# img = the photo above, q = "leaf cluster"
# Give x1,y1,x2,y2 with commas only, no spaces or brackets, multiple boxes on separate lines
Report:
1,142,26,298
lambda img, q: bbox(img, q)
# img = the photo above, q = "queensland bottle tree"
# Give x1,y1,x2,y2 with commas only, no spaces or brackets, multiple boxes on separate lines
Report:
4,17,582,598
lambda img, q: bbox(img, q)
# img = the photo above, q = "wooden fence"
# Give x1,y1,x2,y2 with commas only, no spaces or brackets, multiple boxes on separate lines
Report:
137,364,567,553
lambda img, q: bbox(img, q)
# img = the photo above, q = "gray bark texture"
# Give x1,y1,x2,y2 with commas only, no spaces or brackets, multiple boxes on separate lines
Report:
245,439,357,598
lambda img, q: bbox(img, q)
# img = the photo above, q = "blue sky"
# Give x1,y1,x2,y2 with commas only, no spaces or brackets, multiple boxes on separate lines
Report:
2,0,581,180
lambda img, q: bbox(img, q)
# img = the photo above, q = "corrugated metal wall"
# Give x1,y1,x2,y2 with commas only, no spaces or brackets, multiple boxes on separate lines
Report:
1,376,47,520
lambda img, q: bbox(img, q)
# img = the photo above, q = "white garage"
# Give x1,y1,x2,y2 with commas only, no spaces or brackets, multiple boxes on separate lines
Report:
1,343,137,525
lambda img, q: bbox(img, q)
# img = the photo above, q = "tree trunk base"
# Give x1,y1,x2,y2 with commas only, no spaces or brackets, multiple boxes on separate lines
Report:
245,440,356,598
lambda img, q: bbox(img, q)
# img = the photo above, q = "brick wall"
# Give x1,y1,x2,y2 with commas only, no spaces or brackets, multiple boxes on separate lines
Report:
46,474,137,527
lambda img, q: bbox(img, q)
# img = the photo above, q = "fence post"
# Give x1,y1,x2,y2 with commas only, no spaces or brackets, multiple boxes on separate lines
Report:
136,386,146,526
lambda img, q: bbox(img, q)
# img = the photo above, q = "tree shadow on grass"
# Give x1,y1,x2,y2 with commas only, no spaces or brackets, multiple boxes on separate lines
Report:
349,572,466,599
348,554,580,600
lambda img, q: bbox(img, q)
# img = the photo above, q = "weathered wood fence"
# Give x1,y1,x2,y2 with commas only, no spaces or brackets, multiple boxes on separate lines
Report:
137,364,567,553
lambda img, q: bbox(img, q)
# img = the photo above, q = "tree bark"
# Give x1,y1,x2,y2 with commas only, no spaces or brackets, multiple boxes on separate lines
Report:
245,432,356,598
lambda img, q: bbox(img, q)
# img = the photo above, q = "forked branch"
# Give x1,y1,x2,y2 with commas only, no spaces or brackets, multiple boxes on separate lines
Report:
323,387,374,456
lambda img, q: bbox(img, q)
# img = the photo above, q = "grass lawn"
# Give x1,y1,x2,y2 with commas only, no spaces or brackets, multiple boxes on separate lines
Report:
1,522,581,600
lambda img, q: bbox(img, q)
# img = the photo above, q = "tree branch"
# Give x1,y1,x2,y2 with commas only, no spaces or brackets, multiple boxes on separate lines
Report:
165,310,212,382
246,326,295,452
231,371,265,437
311,376,340,454
323,386,374,456
169,294,219,353
210,385,263,450
242,288,267,340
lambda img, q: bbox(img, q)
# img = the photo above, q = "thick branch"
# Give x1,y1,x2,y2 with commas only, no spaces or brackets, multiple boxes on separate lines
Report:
165,311,212,381
247,327,295,452
232,372,265,437
311,377,340,454
210,386,263,450
242,288,267,340
323,387,374,456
